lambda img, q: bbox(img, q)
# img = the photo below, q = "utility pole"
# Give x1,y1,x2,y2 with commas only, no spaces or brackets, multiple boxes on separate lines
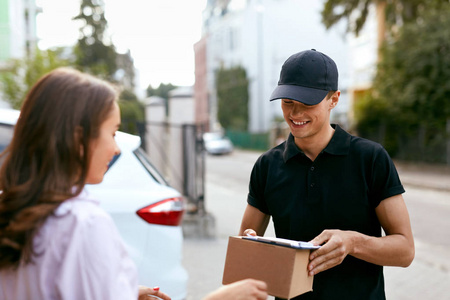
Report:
256,0,264,132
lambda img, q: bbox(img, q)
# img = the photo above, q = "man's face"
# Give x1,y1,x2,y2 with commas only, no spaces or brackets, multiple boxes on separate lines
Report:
281,92,338,143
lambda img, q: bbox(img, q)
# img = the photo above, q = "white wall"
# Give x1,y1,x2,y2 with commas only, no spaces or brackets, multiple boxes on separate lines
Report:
9,0,29,60
166,90,195,193
145,96,168,178
145,89,196,194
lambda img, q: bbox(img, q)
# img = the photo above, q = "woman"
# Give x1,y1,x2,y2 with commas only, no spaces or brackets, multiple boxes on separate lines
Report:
0,68,267,300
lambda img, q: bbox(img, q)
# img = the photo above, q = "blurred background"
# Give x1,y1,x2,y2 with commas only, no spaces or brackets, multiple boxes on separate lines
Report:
1,0,450,299
1,0,449,166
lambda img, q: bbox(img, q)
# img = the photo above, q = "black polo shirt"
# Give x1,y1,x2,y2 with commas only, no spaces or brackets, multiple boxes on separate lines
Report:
247,124,405,300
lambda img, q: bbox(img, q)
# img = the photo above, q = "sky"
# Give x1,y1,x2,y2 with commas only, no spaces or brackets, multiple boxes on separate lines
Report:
35,0,207,93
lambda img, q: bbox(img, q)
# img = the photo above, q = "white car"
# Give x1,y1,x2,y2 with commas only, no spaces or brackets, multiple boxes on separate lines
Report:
0,108,188,299
203,132,234,155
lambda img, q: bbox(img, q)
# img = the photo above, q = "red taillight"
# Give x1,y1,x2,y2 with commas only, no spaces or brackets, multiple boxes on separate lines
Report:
136,197,185,226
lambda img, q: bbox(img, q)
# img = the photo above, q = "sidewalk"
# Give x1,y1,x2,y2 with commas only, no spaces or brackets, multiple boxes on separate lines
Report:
388,160,450,300
394,160,450,192
198,151,450,300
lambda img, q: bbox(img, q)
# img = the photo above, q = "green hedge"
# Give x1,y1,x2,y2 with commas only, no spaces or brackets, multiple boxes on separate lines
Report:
225,130,269,151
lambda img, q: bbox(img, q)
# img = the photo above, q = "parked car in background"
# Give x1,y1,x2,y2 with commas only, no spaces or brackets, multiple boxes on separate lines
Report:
0,108,19,153
203,132,234,155
0,108,188,300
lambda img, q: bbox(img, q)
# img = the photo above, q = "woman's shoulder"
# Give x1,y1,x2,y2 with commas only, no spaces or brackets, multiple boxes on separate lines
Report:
54,191,107,219
42,191,119,250
46,191,115,241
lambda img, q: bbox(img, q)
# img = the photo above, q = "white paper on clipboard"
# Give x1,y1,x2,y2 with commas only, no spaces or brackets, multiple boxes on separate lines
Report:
242,236,321,250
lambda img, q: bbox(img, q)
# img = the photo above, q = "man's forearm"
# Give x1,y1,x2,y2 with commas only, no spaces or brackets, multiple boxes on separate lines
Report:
351,231,415,267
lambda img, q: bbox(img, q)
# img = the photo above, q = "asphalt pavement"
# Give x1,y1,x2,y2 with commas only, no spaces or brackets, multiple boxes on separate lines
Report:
182,153,450,300
384,160,450,300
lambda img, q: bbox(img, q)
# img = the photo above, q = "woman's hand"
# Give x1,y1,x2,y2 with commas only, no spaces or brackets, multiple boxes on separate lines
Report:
138,286,171,300
242,229,257,236
203,279,268,300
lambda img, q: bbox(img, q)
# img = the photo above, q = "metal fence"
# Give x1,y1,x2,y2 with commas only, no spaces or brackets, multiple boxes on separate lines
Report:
144,121,207,214
225,130,270,151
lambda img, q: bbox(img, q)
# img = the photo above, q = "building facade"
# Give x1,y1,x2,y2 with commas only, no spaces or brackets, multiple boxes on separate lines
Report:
0,0,40,65
346,3,381,124
196,0,352,133
0,0,40,107
194,36,210,131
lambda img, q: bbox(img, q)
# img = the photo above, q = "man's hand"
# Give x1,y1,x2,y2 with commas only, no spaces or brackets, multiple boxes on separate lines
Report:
308,229,357,276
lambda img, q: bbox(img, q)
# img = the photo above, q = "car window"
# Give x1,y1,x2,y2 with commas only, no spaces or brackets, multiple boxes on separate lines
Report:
204,133,224,141
0,124,14,153
108,153,121,169
133,148,170,186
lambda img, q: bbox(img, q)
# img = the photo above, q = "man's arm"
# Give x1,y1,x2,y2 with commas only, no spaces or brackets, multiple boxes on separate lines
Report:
307,194,415,276
239,204,270,236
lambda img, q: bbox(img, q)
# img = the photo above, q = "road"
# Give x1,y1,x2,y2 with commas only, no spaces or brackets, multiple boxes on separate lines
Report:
182,149,450,300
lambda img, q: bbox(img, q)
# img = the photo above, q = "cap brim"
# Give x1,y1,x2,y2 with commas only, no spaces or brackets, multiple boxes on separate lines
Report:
269,85,329,105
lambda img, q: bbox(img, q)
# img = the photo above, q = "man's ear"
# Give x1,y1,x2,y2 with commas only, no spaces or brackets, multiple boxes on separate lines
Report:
329,90,340,109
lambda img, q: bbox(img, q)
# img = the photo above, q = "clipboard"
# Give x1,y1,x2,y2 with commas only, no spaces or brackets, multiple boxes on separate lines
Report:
242,235,321,250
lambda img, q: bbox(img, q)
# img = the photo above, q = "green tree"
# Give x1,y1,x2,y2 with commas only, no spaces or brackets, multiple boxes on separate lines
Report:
146,83,177,100
215,66,249,131
321,0,448,37
356,5,450,162
118,89,145,135
73,0,117,80
0,48,70,109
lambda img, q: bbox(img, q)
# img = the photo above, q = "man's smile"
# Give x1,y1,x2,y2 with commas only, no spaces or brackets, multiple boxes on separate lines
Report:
291,120,309,126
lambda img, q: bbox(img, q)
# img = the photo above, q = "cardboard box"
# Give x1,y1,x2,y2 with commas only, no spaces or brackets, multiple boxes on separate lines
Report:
222,236,314,299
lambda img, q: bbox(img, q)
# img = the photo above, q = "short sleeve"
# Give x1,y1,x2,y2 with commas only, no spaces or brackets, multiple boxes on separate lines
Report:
56,210,138,300
248,156,270,214
370,146,405,207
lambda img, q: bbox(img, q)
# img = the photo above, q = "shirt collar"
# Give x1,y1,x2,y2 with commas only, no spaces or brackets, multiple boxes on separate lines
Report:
283,133,303,163
324,124,351,155
283,124,350,163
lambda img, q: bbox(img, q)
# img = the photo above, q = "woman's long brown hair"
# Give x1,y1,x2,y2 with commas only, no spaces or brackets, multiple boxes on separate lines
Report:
0,68,118,269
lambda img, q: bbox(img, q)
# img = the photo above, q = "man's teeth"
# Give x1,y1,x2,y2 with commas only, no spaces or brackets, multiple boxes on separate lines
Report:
292,120,308,125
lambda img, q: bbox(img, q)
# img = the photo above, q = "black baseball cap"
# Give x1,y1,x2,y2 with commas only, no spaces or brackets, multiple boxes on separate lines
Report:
270,49,338,105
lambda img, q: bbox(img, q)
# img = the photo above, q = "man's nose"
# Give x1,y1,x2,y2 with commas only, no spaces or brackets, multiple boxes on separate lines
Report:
291,102,306,115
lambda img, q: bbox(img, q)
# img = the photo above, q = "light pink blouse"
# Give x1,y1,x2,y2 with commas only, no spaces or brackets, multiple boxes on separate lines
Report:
0,190,138,300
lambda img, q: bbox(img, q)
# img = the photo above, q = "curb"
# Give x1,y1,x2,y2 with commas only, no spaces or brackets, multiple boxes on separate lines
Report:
401,179,450,192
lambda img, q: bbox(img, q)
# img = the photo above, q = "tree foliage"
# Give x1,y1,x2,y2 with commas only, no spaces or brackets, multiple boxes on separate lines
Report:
216,66,249,131
321,0,449,36
73,0,117,80
146,83,177,100
118,89,145,135
0,48,70,109
355,5,450,162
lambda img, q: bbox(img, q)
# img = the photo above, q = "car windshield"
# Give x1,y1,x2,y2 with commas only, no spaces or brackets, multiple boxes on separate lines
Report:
204,133,225,141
